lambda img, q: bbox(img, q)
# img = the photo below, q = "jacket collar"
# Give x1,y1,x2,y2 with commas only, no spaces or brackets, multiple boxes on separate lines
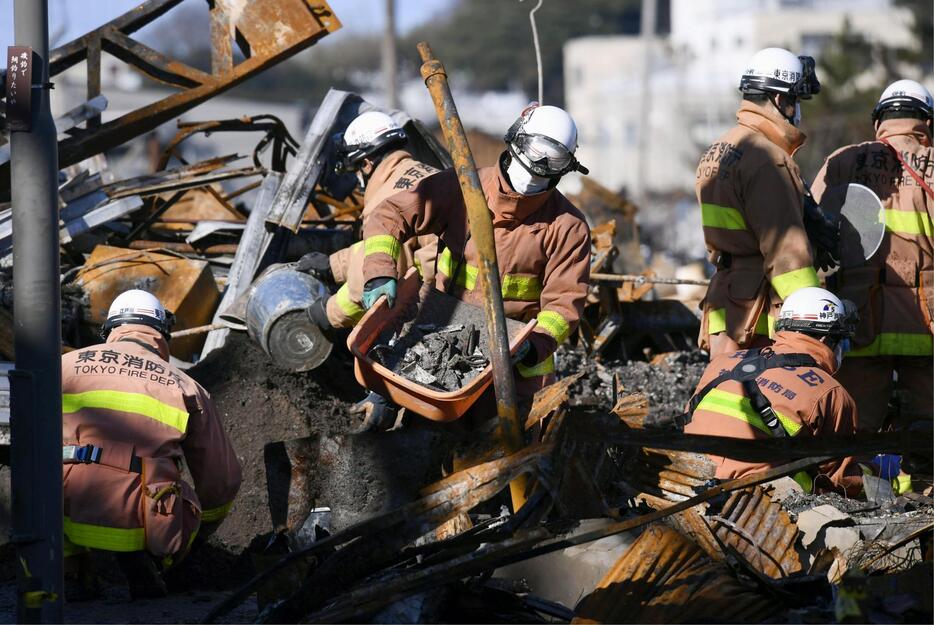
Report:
736,100,807,156
486,157,553,226
772,331,837,374
876,118,932,147
106,324,170,361
367,149,411,192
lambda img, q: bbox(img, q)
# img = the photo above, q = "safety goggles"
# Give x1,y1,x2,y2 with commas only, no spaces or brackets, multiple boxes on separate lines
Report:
791,55,820,99
512,133,581,177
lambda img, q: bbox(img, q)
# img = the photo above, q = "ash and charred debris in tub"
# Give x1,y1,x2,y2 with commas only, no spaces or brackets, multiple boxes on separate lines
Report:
370,323,488,391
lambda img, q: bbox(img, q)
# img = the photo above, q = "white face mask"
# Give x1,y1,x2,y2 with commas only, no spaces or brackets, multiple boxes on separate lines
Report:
792,102,802,127
506,156,551,195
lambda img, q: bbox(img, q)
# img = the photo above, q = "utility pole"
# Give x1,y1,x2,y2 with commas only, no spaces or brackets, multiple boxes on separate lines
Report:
382,0,399,109
635,0,656,206
10,0,63,621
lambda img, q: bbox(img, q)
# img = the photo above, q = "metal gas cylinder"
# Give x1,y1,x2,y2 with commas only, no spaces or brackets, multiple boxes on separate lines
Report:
245,264,332,371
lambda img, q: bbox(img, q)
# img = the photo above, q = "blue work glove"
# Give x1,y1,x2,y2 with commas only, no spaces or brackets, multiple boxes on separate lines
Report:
362,277,397,310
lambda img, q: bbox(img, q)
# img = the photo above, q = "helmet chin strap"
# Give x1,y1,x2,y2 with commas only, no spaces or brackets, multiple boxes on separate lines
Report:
769,93,799,126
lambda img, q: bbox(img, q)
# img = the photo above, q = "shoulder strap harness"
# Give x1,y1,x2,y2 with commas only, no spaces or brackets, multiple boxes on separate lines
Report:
682,348,818,437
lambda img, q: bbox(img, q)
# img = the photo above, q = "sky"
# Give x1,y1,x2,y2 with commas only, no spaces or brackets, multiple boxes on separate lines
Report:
0,0,455,53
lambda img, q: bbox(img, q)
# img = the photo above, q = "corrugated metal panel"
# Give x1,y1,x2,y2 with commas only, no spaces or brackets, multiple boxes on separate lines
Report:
626,448,716,500
712,485,803,578
572,524,776,624
618,447,803,579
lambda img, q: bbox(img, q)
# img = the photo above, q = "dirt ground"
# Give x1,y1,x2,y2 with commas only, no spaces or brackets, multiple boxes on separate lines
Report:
187,332,365,551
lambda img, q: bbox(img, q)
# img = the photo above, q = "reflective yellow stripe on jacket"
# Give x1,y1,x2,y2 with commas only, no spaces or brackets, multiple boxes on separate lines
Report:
847,332,933,357
516,354,555,378
334,284,364,322
364,235,402,261
771,266,820,299
701,203,747,230
62,390,189,433
695,388,802,436
536,311,571,344
708,308,775,337
64,516,145,552
695,388,813,492
883,209,934,237
437,247,542,301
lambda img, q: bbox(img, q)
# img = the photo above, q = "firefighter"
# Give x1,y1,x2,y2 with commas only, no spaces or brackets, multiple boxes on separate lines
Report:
696,47,823,357
683,287,863,495
300,111,439,330
811,79,933,434
62,290,241,598
356,104,591,429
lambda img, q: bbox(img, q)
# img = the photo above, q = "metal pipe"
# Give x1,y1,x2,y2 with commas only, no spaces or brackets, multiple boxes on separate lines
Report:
170,322,229,339
590,272,710,287
417,42,527,509
127,240,239,254
10,0,64,621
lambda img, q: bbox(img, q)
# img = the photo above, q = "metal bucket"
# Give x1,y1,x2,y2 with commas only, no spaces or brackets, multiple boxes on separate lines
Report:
245,264,332,371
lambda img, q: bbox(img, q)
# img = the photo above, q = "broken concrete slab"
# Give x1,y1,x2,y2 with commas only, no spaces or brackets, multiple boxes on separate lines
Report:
494,519,638,609
797,504,855,549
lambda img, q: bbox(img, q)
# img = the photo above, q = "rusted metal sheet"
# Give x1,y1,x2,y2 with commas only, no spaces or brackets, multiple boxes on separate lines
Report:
610,392,649,428
617,439,804,579
524,372,583,429
5,0,341,179
617,446,724,560
572,524,776,624
75,245,220,359
712,485,803,579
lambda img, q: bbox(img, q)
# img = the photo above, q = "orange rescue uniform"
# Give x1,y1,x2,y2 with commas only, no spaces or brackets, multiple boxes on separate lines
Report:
684,331,862,495
811,117,933,432
361,162,591,398
62,324,241,560
325,149,439,328
696,101,819,357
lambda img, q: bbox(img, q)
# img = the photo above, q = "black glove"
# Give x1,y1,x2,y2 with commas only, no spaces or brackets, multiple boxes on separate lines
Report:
295,252,334,283
510,340,540,367
803,192,841,271
349,391,398,432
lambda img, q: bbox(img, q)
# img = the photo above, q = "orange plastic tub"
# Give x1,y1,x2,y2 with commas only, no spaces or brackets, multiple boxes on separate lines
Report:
347,269,536,422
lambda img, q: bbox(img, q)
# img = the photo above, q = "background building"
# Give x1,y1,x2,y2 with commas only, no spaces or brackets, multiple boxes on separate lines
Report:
565,0,922,198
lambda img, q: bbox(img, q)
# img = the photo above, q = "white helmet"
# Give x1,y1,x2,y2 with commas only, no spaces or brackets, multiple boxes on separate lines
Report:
775,287,856,339
337,111,407,172
872,79,933,123
739,47,820,100
504,104,588,178
101,289,172,340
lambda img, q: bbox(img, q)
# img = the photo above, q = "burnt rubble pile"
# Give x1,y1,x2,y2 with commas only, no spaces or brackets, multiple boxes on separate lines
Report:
556,345,707,423
371,323,488,391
